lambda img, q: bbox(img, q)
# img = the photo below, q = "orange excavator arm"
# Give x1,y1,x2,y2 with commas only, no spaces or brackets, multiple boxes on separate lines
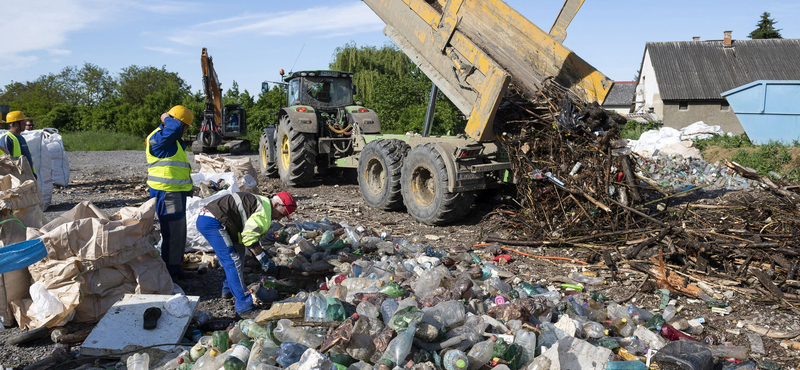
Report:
201,47,223,127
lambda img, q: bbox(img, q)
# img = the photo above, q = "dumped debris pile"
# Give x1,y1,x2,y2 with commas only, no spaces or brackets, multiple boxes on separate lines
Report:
75,218,793,370
492,80,800,313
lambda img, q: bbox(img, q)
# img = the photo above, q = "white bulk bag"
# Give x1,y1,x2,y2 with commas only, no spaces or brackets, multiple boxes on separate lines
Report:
43,129,70,187
1,130,53,209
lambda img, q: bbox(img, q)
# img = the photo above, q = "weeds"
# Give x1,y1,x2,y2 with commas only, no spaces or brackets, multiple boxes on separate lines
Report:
62,130,145,151
693,134,753,151
729,141,800,181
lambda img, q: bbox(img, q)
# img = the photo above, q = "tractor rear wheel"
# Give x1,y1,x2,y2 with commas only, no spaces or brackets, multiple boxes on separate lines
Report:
259,131,278,178
276,115,316,186
400,143,474,225
357,139,410,210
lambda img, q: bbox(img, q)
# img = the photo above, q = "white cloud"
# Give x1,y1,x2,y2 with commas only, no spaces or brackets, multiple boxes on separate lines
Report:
48,49,73,56
168,2,384,46
0,0,122,70
144,46,188,55
126,0,204,15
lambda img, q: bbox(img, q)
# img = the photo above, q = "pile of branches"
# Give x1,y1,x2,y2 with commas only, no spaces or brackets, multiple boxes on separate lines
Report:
495,79,638,240
492,79,800,308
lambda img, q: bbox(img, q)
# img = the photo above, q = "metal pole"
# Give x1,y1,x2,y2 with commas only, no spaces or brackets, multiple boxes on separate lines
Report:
422,84,439,137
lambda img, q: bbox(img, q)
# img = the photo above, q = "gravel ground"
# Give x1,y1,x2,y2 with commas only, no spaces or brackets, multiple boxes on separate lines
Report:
1,150,799,368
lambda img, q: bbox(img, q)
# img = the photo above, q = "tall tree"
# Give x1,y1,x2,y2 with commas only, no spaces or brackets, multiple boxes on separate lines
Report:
748,12,782,39
329,42,466,134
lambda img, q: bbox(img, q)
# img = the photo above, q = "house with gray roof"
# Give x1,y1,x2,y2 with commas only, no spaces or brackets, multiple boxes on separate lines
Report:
633,32,800,133
602,81,636,115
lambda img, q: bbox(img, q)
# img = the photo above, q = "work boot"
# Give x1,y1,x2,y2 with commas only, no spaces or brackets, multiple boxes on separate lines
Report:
235,308,262,321
221,286,233,300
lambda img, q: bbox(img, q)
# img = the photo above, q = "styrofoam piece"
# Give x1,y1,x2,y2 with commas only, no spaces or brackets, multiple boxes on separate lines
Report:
80,294,199,357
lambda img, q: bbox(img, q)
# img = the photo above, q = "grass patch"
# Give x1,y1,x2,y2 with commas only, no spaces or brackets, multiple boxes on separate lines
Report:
729,141,800,181
620,120,663,140
62,130,145,151
693,133,753,151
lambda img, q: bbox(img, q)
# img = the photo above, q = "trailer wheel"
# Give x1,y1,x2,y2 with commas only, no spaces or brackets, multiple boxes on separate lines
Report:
358,139,410,210
276,115,316,186
259,131,278,178
401,143,474,225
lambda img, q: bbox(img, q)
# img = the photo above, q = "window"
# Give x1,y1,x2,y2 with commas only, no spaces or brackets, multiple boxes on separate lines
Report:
679,101,689,111
721,100,730,111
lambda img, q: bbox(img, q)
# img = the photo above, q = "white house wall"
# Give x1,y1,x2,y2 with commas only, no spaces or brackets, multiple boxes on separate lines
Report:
635,49,663,118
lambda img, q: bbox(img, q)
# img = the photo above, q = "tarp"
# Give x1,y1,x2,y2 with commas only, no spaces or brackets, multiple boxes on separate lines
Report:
184,172,240,252
0,155,44,326
628,121,724,158
14,198,173,329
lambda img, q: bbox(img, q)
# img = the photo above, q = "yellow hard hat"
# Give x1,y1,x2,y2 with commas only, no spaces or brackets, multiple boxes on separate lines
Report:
167,105,194,126
6,111,26,124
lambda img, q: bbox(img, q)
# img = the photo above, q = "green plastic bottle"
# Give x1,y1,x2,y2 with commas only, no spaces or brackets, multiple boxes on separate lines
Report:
212,330,230,351
379,281,406,298
325,298,347,321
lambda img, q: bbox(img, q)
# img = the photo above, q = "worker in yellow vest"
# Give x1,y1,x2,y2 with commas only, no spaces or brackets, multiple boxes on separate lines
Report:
146,105,194,281
1,111,36,178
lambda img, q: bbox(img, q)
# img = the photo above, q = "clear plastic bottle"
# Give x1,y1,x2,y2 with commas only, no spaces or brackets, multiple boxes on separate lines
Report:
238,320,270,340
627,305,654,324
606,302,633,322
194,348,230,370
127,353,149,370
514,331,536,368
273,319,324,348
247,338,280,369
342,278,383,291
582,321,606,339
228,324,246,345
570,272,604,285
421,300,466,330
662,304,677,322
633,325,667,350
375,322,417,369
356,300,380,319
467,335,496,370
380,298,399,326
305,292,328,322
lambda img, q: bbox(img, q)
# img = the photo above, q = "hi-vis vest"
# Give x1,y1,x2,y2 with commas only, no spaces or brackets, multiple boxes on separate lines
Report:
1,132,35,173
146,127,192,191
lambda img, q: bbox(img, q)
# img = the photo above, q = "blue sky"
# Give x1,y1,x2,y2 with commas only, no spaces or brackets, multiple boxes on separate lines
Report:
2,0,799,98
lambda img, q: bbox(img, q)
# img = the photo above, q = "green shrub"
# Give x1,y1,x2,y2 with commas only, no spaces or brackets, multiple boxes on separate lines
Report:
62,130,145,151
620,120,663,140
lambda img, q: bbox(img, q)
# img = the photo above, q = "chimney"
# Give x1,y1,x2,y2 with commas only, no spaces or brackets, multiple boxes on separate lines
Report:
724,31,732,47
693,36,700,41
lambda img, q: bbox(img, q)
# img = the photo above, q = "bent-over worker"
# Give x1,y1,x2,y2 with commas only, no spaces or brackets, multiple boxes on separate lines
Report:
1,111,36,177
147,105,194,280
196,191,296,316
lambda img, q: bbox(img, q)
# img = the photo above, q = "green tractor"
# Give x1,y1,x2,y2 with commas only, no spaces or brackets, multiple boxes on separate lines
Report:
259,70,381,186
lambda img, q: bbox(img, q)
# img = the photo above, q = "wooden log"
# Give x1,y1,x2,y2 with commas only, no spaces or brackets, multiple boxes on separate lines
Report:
752,268,784,300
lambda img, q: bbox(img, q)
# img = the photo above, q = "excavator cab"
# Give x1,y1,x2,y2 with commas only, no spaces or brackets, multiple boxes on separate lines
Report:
221,104,246,137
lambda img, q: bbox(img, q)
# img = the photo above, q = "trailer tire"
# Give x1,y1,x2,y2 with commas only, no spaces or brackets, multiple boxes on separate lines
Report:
401,143,474,225
259,132,278,178
276,115,316,186
358,139,410,210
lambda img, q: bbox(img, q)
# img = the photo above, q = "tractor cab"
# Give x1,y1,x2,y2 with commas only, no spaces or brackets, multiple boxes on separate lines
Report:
283,71,355,108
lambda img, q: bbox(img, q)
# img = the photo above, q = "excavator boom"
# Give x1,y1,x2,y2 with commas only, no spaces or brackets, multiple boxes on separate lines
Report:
361,0,612,141
201,48,223,127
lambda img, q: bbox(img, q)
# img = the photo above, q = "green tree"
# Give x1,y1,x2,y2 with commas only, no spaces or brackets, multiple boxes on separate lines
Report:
329,42,466,134
117,65,189,106
748,12,782,39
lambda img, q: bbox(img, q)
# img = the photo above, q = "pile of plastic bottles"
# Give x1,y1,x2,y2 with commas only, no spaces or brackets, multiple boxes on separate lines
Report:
138,219,769,370
637,155,755,192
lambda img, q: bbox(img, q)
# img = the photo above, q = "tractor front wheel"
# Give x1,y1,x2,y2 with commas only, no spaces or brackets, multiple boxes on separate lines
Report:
276,115,316,186
259,131,278,178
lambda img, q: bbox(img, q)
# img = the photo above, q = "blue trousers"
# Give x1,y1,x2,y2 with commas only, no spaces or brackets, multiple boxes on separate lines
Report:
150,189,187,279
196,214,255,313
